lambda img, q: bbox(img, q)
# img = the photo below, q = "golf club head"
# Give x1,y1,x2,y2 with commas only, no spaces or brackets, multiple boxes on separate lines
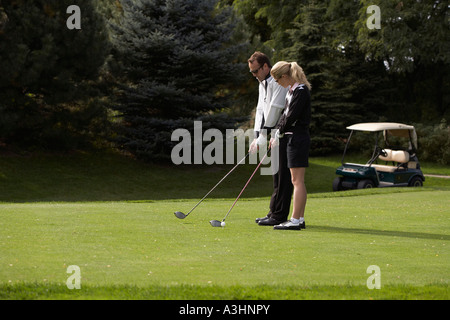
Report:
210,220,223,227
174,211,187,219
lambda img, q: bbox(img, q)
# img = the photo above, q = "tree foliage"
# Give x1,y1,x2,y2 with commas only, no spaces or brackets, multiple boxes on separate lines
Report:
356,0,449,72
109,0,248,161
0,0,110,150
355,0,450,122
233,0,449,154
0,0,448,159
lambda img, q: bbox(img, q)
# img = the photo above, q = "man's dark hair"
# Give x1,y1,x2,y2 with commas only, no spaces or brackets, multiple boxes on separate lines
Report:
248,51,272,68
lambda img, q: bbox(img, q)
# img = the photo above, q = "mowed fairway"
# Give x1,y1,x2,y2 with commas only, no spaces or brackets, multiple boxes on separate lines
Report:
1,189,448,299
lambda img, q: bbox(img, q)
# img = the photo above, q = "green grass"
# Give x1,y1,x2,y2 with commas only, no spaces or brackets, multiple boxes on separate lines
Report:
0,152,449,299
0,151,448,202
1,283,447,300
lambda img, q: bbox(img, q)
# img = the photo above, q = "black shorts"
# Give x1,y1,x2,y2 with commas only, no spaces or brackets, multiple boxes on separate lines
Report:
285,132,310,168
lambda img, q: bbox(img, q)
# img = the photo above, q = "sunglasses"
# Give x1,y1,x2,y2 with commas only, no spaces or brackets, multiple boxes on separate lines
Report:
250,65,263,74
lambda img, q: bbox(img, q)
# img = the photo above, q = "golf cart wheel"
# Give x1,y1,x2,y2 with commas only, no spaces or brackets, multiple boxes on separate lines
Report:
408,176,423,187
332,177,344,191
357,179,375,189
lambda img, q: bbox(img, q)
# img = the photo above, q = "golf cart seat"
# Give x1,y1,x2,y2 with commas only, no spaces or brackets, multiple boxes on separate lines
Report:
372,149,409,173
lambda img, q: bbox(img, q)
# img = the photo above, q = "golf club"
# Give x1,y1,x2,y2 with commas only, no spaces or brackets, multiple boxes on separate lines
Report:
174,152,250,219
210,146,271,227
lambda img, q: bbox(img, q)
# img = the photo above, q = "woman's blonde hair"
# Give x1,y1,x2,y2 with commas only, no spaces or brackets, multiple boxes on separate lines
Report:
271,61,311,90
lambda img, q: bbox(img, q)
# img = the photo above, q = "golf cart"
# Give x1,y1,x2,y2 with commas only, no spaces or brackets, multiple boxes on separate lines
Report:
333,122,425,191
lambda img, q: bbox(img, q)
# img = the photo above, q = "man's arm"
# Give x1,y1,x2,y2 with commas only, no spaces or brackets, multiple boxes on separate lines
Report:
263,82,288,129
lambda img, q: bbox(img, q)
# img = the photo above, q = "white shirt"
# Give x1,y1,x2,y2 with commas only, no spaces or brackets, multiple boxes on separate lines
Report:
254,75,288,137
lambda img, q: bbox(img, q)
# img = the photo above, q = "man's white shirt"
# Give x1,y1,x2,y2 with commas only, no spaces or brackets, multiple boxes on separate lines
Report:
254,76,288,139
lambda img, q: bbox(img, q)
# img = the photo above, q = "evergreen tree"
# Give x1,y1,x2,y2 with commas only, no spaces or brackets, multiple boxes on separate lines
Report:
110,0,247,161
356,0,450,122
318,0,393,150
0,0,110,150
281,0,357,154
232,0,449,154
240,0,394,154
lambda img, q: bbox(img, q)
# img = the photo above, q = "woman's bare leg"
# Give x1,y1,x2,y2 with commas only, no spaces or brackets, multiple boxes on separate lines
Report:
290,167,307,220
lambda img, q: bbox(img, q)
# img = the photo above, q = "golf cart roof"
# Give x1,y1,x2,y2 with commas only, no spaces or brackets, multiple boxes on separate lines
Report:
346,122,415,132
347,122,417,150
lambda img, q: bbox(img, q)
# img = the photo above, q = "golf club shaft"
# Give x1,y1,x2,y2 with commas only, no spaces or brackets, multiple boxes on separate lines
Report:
184,152,250,216
222,146,271,222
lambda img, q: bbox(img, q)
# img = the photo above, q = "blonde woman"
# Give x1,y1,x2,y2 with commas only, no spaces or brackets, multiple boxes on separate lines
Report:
270,61,311,230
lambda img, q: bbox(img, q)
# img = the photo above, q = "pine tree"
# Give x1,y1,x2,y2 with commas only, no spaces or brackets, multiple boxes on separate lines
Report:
110,0,247,161
234,0,371,155
283,0,390,155
281,0,346,154
356,0,450,122
0,0,110,150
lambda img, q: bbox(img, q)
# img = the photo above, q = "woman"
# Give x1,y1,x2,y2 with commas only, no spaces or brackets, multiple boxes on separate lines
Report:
270,61,311,230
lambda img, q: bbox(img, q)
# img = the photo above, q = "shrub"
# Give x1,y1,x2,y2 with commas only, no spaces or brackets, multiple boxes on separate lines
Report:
415,120,450,165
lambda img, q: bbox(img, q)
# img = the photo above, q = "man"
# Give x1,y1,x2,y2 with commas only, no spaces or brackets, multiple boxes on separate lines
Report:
247,52,292,226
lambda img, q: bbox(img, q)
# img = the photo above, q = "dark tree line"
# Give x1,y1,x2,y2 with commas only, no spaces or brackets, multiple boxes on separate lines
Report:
0,0,448,160
233,0,449,154
0,0,111,150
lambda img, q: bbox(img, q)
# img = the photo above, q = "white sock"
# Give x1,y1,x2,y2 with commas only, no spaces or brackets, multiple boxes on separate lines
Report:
291,217,304,225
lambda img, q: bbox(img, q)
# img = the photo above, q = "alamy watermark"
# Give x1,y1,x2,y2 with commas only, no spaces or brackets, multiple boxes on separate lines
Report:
366,5,381,30
171,121,278,175
66,5,81,30
66,265,81,290
64,4,381,31
367,265,381,289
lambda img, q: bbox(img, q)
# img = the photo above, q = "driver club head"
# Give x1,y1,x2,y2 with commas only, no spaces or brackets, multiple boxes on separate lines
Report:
210,220,223,227
174,211,187,219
